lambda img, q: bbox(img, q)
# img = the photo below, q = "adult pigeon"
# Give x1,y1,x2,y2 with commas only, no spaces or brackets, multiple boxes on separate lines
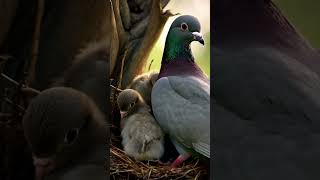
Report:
151,15,210,167
213,1,320,180
22,87,108,180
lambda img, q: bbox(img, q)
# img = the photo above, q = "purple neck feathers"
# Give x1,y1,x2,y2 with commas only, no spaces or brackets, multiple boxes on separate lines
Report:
158,58,208,82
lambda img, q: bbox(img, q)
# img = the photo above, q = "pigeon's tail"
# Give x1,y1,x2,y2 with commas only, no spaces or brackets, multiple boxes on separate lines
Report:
193,142,210,158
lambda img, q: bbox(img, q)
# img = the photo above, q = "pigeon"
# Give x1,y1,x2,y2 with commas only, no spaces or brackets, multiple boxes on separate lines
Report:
151,15,210,167
117,89,164,161
127,71,159,106
213,1,320,180
52,40,108,114
22,87,108,180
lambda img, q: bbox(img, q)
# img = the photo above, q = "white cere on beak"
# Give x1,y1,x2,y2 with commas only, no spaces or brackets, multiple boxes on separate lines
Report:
192,32,205,46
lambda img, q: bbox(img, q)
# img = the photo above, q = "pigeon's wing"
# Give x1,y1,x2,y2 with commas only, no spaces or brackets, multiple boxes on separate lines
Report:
192,142,210,158
213,46,320,179
152,76,210,157
214,46,320,127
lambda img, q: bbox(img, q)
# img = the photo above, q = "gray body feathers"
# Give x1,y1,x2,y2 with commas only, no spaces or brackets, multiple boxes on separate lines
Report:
152,76,210,158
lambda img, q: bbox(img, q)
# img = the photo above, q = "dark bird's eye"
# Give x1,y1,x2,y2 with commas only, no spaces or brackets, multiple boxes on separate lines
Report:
64,128,79,145
129,102,135,108
180,22,188,31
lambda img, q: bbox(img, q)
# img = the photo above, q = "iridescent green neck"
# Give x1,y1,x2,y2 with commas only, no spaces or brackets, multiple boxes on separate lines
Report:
162,33,194,63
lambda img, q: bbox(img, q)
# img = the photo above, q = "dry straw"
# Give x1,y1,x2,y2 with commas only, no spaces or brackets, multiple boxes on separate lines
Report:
110,143,208,180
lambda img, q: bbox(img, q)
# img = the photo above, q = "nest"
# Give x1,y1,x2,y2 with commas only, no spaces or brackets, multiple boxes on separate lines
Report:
109,86,209,180
110,143,208,180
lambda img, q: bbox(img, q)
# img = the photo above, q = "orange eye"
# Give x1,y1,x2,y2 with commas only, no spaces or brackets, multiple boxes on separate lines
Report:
181,22,188,31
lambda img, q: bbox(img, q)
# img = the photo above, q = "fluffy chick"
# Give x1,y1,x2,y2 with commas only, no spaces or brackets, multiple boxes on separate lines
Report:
117,89,164,160
23,87,108,180
127,72,158,106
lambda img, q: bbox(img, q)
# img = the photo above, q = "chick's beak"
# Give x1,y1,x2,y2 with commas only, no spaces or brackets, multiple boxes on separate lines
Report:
120,111,128,118
192,32,205,45
33,156,55,180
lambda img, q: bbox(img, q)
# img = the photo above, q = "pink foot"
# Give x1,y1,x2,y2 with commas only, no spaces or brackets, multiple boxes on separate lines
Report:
170,154,191,168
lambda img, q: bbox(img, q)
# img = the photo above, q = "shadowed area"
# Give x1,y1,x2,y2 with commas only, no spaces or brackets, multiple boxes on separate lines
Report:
213,0,320,179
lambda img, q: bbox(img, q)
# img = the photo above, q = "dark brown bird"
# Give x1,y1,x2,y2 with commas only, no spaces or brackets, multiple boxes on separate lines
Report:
117,89,164,160
22,87,108,180
53,40,108,114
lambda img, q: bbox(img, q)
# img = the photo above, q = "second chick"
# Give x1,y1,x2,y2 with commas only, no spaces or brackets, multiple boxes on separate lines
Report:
127,72,159,106
117,89,164,161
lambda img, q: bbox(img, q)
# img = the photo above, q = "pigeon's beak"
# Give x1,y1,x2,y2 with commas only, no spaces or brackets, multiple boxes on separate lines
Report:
33,156,55,180
120,111,128,118
192,32,204,46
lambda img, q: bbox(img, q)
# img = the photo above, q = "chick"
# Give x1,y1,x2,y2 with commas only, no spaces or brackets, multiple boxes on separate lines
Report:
23,87,108,180
117,89,164,160
127,72,159,106
52,40,108,114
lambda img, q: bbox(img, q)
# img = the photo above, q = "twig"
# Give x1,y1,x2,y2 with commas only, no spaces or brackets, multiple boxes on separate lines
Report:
118,45,130,89
3,97,25,112
110,84,123,92
148,59,154,72
0,55,11,61
27,0,45,85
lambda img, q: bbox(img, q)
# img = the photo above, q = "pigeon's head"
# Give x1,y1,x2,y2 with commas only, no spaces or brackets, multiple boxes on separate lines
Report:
117,89,147,119
23,87,107,180
168,15,204,46
163,15,204,62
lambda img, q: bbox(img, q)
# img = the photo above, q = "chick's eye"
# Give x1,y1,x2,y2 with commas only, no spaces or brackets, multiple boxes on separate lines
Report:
130,102,135,108
64,128,79,145
181,23,188,31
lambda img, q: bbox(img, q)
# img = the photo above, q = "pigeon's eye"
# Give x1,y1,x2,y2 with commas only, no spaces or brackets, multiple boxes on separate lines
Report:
180,23,188,31
64,128,79,145
129,102,135,108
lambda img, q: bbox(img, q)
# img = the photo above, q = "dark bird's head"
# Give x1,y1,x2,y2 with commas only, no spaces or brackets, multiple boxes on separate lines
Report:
127,72,159,105
22,87,107,180
117,89,148,119
163,15,204,62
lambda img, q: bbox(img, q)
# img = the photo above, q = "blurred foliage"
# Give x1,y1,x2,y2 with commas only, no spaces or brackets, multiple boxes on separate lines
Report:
274,0,320,48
